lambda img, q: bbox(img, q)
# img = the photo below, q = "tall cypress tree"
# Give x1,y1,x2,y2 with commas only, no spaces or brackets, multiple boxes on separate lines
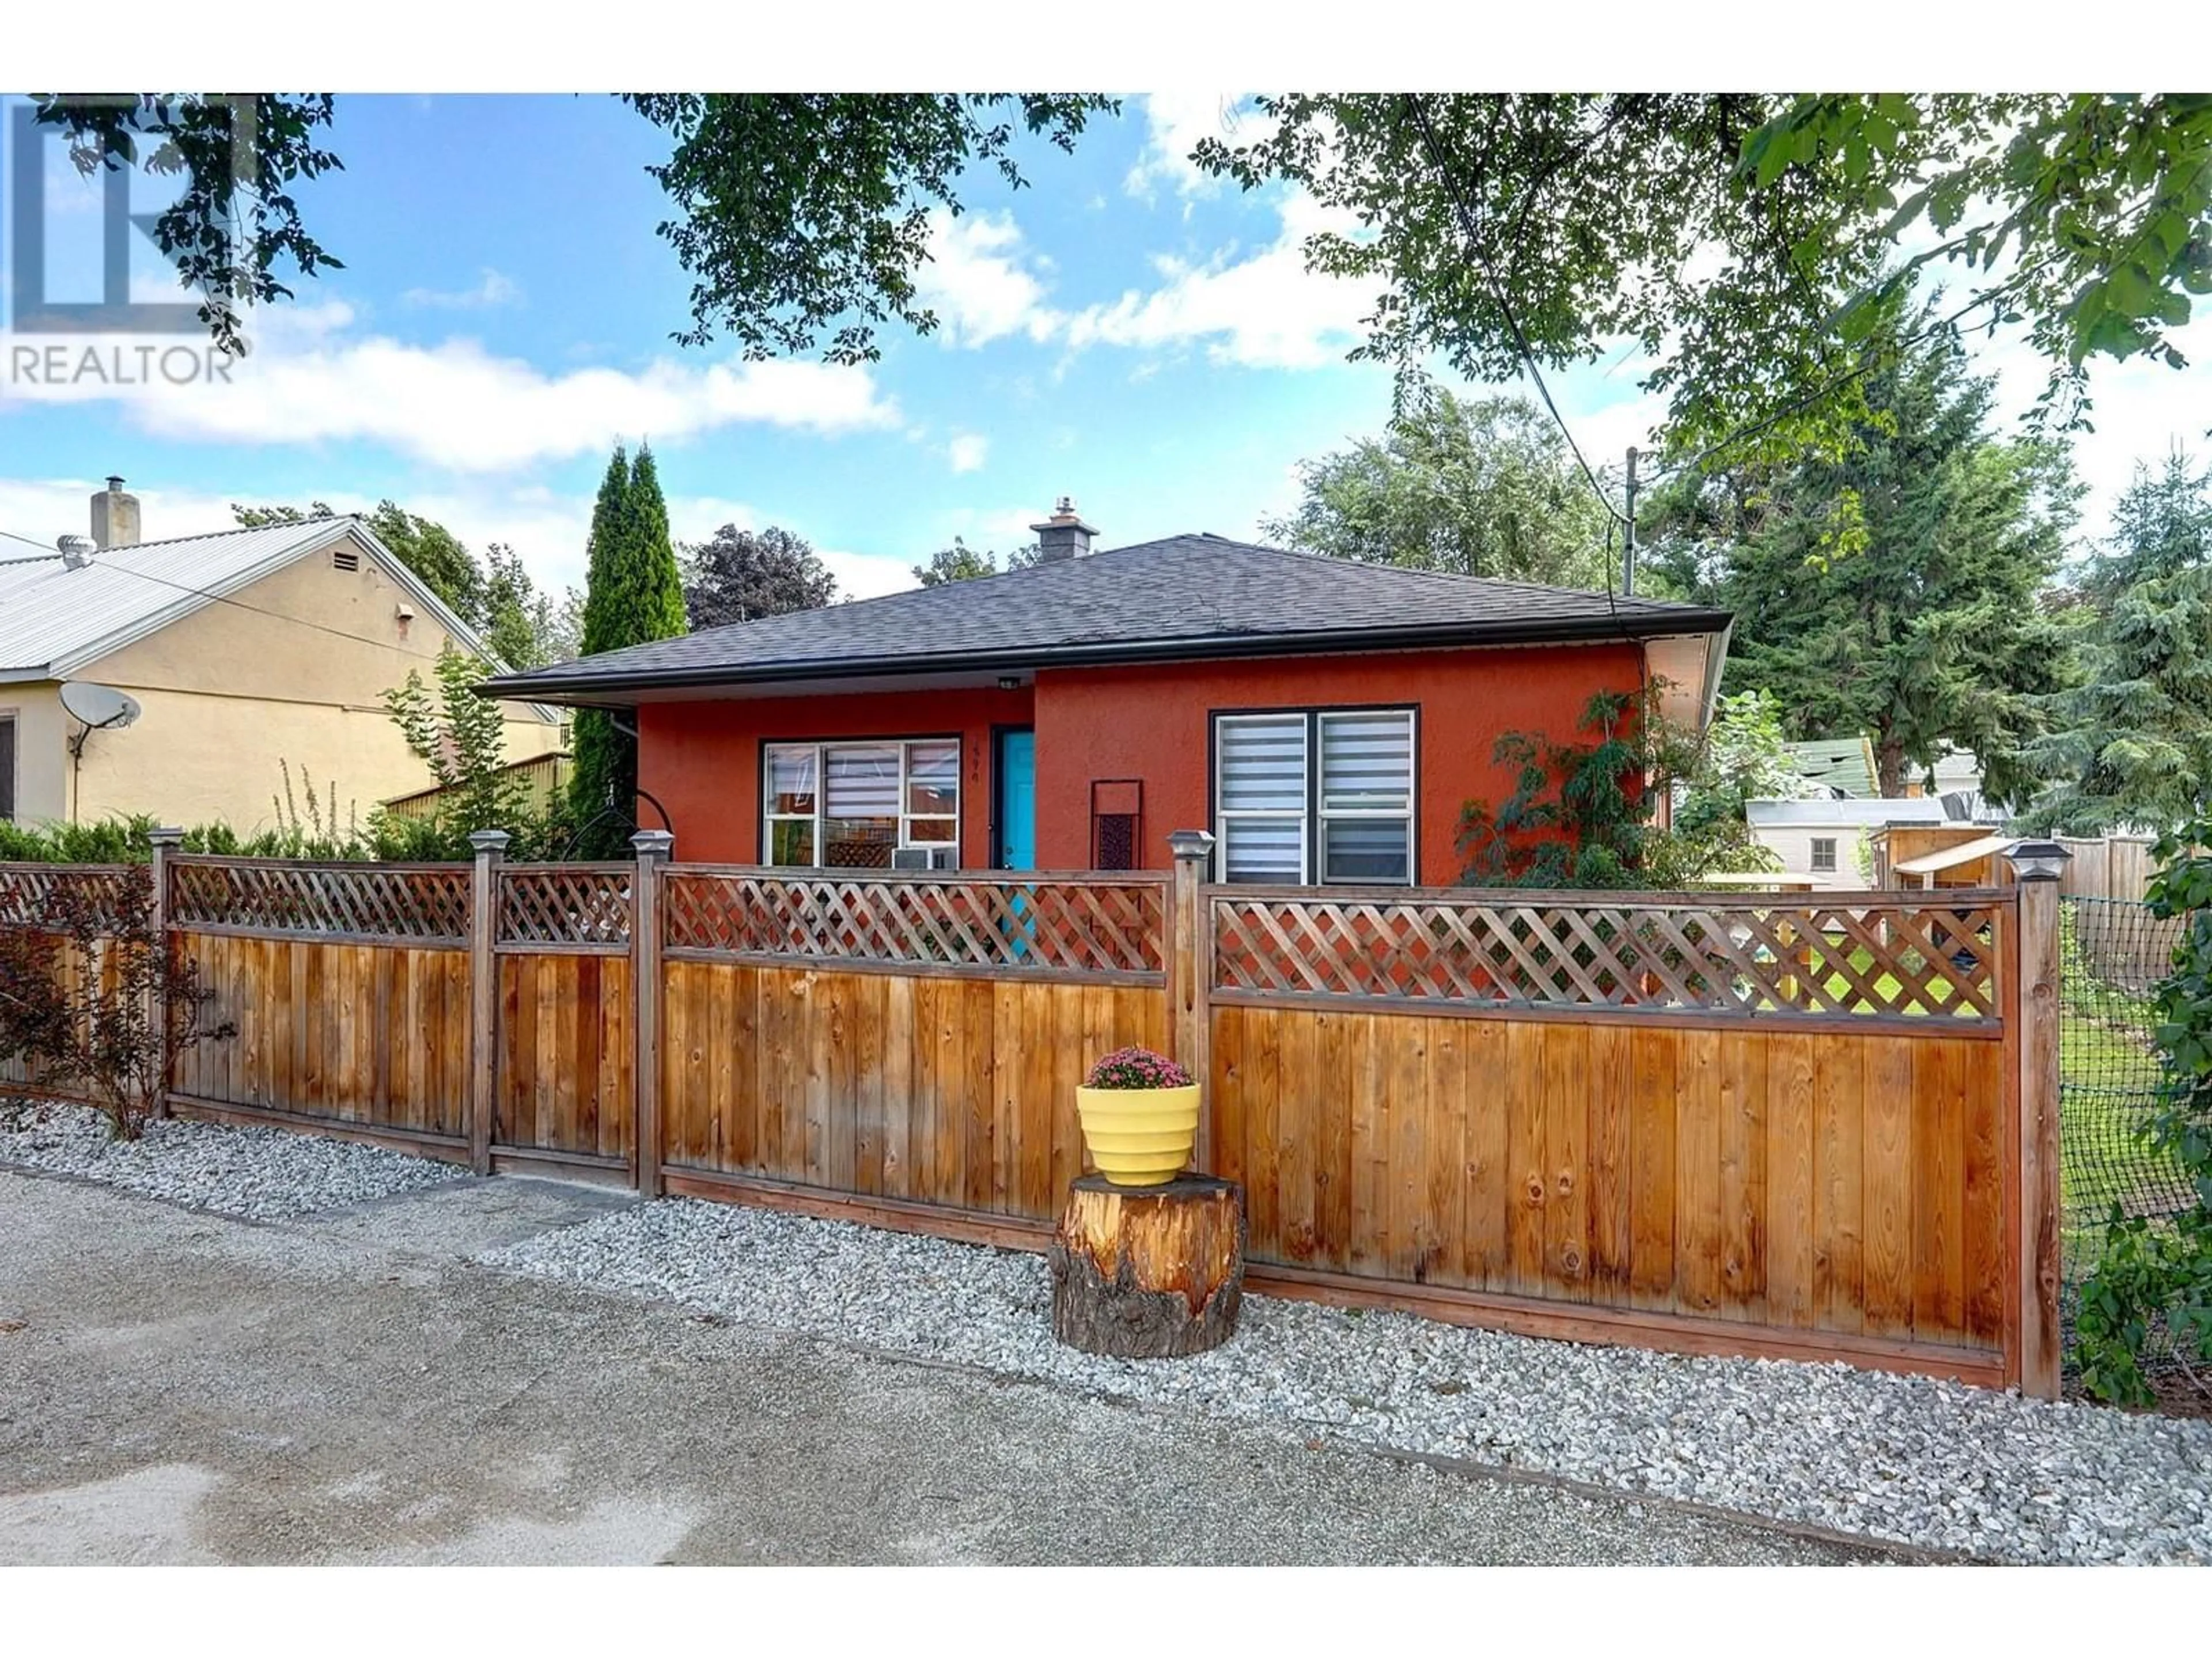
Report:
623,445,688,642
566,443,687,855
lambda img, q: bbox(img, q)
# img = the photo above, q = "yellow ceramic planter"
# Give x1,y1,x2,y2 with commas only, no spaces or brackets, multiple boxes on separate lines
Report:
1075,1083,1201,1187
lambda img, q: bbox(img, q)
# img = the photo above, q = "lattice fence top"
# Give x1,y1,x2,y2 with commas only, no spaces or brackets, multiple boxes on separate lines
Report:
662,869,1166,979
1210,888,2008,1022
168,858,472,943
497,864,634,948
0,863,139,928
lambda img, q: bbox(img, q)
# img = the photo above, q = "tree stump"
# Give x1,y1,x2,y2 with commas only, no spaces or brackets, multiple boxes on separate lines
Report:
1048,1173,1245,1358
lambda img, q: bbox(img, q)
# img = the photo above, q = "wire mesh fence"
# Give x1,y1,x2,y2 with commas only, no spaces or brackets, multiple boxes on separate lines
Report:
2059,895,2198,1374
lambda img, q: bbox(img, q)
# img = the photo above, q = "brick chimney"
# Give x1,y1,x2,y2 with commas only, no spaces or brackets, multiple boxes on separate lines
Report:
1029,495,1097,562
90,476,141,550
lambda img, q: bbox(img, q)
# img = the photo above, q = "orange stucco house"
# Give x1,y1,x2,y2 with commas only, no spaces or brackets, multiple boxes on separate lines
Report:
483,503,1732,887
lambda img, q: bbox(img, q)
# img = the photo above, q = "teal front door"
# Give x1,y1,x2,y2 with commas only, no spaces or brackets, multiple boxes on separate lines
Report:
995,729,1036,870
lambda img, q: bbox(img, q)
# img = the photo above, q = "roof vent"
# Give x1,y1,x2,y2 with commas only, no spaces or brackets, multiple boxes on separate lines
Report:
1029,495,1097,563
57,534,96,570
331,546,361,573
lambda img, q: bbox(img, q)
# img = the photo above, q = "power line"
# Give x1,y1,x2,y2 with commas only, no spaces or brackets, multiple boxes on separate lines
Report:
1397,95,1637,640
0,523,481,668
1400,96,1627,528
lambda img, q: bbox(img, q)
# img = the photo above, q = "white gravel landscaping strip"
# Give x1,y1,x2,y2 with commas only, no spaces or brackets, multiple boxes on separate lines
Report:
480,1195,2212,1565
0,1098,465,1220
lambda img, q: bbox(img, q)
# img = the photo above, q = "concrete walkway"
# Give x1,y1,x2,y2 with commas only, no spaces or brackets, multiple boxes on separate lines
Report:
0,1170,1907,1565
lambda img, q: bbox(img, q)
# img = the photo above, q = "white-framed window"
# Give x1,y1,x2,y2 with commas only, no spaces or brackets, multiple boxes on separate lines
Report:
763,738,960,869
1213,706,1416,885
1809,836,1838,873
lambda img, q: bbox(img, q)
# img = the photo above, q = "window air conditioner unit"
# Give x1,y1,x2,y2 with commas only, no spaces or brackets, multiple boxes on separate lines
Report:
891,846,956,871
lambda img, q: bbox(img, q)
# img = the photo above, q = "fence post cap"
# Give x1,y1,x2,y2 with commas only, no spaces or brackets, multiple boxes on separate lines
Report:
467,828,513,855
2005,839,2072,882
631,830,676,861
1166,828,1217,860
146,826,185,848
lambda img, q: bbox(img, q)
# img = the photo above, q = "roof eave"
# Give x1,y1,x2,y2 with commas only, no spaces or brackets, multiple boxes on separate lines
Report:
478,610,1737,707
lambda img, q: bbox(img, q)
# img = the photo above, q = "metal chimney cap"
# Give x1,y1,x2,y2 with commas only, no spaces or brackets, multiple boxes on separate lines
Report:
105,475,126,492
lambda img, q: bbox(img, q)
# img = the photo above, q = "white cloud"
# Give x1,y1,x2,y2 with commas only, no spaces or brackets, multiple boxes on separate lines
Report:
818,548,921,600
912,211,1064,349
1062,194,1377,370
907,188,1374,374
402,268,521,310
937,503,1046,548
1123,93,1264,203
1973,315,2212,537
3,302,900,472
946,433,988,474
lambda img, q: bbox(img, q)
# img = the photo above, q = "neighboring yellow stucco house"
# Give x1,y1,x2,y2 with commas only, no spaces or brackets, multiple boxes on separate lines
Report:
0,480,563,832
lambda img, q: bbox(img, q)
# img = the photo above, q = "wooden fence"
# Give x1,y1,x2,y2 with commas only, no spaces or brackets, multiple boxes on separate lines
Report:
0,831,2063,1396
2056,835,2157,905
1200,886,2035,1386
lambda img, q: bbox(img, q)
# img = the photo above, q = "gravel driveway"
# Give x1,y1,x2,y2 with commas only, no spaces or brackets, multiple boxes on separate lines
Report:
0,1168,1897,1566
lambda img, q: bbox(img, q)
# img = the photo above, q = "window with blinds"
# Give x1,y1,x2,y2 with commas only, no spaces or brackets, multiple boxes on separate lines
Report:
1215,715,1307,883
1213,706,1415,885
1318,710,1415,882
763,739,960,869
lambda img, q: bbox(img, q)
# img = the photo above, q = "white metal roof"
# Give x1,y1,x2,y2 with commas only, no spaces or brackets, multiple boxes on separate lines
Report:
0,520,371,677
0,519,552,720
1892,832,2016,876
1745,797,1956,830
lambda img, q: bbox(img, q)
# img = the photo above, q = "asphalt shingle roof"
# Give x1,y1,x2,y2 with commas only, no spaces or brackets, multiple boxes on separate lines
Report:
484,534,1732,702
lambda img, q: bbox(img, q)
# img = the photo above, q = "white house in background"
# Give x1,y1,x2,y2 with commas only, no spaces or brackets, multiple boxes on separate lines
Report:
1745,796,1961,889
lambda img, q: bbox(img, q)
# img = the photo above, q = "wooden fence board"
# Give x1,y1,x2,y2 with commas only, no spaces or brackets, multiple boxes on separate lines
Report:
1506,1020,1548,1298
1814,1038,1866,1334
1390,1015,1429,1282
1544,1021,1591,1300
1627,1027,1678,1309
1348,1010,1384,1275
1912,1037,1966,1339
1463,1020,1510,1291
1766,1033,1817,1328
1418,1017,1462,1286
1862,1034,1915,1338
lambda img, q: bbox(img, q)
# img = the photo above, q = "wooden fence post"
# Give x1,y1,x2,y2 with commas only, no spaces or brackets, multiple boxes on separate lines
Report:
1166,829,1215,1170
147,827,183,1120
631,829,675,1199
467,829,509,1176
2006,839,2069,1401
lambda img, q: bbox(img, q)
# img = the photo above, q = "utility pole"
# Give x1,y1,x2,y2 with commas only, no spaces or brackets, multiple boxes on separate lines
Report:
1622,445,1640,596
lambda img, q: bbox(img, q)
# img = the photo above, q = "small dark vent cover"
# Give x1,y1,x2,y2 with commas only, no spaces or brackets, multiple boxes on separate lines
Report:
1090,778,1143,872
331,546,361,572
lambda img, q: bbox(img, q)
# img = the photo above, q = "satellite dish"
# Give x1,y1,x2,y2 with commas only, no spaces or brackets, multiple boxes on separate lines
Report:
59,681,142,731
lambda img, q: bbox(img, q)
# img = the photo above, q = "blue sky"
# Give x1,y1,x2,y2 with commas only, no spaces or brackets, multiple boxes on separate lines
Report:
3,92,2209,607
